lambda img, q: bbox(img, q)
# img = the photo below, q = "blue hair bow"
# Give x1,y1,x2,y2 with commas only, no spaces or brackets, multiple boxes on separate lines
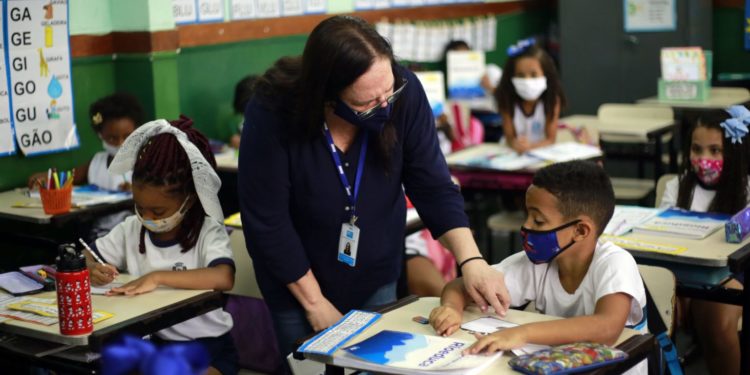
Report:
101,335,210,375
507,37,536,58
721,105,750,144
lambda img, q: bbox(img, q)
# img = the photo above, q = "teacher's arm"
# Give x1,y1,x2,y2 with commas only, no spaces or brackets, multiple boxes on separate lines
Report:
399,68,510,316
238,100,341,330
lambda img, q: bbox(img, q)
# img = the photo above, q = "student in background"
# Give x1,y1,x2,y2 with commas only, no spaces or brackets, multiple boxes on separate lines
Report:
229,75,258,149
87,116,237,375
28,92,144,190
430,161,647,374
495,38,565,154
27,93,145,240
659,107,750,375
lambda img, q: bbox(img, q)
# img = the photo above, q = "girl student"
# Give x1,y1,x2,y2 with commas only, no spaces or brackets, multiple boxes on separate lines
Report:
495,38,566,154
28,93,145,239
87,116,237,375
28,92,144,191
660,106,750,375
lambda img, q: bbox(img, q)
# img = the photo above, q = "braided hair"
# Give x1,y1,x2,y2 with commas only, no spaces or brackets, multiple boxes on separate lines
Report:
132,115,217,254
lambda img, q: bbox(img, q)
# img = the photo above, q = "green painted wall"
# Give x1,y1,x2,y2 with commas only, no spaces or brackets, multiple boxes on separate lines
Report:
178,11,550,141
713,7,750,76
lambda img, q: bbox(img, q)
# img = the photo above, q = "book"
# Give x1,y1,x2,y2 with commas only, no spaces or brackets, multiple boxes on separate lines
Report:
632,208,730,240
414,71,446,117
337,330,501,375
446,50,486,99
603,205,662,236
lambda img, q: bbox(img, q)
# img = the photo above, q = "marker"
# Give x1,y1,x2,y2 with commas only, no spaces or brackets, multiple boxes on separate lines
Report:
412,316,429,325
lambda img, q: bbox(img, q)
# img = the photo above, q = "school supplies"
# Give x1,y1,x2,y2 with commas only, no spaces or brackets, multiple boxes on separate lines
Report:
336,330,501,375
460,316,550,356
7,301,113,324
632,208,730,240
79,238,105,266
448,142,603,172
603,205,662,236
446,50,486,99
414,71,446,117
725,206,750,243
660,47,707,81
223,212,242,228
412,316,429,325
0,293,59,325
600,235,688,255
298,310,381,356
0,272,46,296
508,342,628,375
29,184,131,208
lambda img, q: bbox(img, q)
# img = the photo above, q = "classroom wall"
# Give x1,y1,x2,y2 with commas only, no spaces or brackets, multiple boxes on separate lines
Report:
0,1,550,191
712,5,750,76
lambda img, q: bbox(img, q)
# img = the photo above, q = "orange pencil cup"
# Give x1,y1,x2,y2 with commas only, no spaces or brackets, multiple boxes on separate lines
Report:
39,185,72,215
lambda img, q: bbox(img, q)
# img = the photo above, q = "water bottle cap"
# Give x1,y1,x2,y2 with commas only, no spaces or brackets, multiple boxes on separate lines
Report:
56,243,86,272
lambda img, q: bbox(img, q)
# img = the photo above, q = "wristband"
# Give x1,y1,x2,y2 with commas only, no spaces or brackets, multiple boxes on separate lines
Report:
458,256,484,270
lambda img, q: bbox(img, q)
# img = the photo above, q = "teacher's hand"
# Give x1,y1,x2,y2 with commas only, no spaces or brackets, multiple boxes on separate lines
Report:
306,297,344,332
461,260,510,317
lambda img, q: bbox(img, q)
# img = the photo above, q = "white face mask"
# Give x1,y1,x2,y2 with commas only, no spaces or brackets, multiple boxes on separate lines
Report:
511,77,547,101
101,140,120,157
136,197,191,233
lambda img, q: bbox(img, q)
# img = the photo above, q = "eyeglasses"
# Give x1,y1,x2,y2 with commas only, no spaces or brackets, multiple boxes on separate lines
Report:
352,78,408,120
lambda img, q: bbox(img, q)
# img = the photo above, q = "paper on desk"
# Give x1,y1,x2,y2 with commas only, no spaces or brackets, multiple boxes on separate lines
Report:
91,282,124,295
0,293,58,325
528,142,602,163
603,206,662,236
460,316,550,356
8,301,114,324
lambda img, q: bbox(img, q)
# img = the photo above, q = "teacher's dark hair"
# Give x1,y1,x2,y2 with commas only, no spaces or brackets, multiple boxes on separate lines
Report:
254,15,401,170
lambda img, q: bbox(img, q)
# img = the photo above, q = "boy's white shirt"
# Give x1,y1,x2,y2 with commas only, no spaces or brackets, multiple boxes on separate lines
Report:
492,241,647,332
95,215,234,341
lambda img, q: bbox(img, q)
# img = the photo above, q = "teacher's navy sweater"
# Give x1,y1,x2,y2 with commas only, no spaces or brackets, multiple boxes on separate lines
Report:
238,66,468,313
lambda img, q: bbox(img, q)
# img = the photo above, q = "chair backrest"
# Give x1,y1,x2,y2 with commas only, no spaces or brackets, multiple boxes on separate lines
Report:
655,173,677,208
227,229,264,299
598,103,674,123
638,264,676,337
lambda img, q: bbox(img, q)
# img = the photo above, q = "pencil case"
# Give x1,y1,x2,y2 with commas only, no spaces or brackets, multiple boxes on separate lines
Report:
508,342,627,374
725,206,750,243
0,271,45,296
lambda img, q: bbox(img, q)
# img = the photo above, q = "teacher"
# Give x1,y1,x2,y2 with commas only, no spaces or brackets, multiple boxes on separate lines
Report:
238,15,509,359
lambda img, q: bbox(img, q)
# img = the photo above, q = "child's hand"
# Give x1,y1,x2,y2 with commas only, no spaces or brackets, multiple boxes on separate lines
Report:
512,137,531,154
89,263,119,286
429,305,462,336
465,326,528,355
109,273,159,296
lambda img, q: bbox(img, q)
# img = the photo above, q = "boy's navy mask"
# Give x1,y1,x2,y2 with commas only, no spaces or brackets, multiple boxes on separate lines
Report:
520,220,580,264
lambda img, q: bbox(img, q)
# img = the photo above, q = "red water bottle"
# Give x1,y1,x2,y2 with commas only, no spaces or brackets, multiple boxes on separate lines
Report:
55,243,93,335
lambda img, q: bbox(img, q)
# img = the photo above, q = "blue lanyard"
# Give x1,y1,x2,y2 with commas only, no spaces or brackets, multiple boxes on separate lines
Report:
323,123,368,224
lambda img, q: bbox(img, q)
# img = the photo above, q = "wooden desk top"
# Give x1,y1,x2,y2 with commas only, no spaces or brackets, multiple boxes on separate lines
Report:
560,115,674,140
0,189,132,225
215,150,238,173
613,228,750,268
313,297,645,374
637,88,750,109
0,276,220,347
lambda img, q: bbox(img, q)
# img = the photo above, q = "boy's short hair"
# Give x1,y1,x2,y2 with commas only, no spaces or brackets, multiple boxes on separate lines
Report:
532,160,615,235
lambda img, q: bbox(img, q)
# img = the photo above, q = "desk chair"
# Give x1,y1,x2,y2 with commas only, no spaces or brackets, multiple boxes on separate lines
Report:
598,103,675,186
225,229,282,374
655,174,678,208
640,264,682,375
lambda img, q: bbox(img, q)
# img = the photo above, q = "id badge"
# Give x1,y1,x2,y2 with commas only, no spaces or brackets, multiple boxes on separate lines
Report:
337,223,360,267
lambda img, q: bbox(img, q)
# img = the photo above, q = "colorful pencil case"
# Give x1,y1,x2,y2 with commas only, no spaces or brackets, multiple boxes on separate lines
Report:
725,206,750,243
508,342,628,374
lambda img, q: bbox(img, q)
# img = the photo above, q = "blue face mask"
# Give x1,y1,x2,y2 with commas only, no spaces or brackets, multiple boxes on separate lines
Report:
520,220,580,264
333,98,392,133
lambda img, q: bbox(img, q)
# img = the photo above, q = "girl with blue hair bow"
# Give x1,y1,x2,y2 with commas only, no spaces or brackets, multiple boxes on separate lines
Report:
660,105,750,375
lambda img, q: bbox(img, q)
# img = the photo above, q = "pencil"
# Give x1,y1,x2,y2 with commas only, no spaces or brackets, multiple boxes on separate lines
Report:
79,238,105,266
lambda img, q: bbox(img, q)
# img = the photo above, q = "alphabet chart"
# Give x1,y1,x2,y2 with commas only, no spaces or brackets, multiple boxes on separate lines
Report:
0,0,15,156
3,0,78,157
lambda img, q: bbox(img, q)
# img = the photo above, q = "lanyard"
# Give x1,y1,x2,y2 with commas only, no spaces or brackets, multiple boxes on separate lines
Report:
323,123,368,224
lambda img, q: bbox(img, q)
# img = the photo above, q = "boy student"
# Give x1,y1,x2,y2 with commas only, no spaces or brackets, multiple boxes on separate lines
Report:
430,161,646,371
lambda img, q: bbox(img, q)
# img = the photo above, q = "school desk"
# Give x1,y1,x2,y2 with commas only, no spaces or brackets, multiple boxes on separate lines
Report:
610,229,750,373
0,188,132,225
637,87,750,110
559,114,675,182
296,296,655,375
0,275,222,372
214,149,238,173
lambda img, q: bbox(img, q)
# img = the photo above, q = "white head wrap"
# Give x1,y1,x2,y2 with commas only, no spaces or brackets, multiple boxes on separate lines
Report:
109,119,224,222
